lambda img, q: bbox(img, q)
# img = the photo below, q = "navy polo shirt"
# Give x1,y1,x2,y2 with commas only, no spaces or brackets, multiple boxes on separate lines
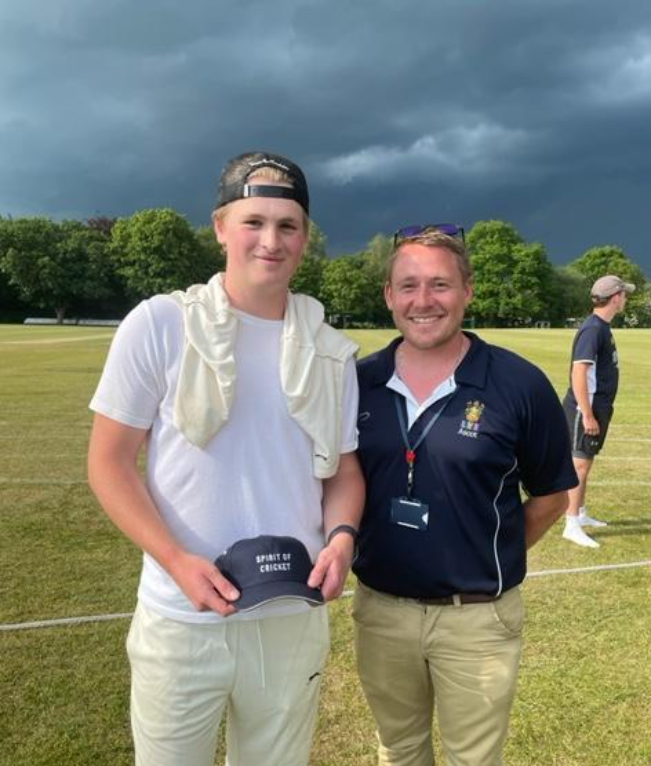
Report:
565,314,619,409
353,333,577,599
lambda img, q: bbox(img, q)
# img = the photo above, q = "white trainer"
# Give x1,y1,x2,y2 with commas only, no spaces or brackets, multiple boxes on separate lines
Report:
579,508,608,527
563,522,600,548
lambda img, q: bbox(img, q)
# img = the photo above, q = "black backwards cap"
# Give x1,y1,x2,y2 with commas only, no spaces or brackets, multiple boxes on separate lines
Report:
215,535,323,612
216,151,310,215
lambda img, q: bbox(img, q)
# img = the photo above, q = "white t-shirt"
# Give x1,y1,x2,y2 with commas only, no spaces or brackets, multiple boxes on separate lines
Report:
90,295,359,623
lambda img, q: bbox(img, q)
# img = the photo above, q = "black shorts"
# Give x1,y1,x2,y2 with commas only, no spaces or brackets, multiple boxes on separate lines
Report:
563,397,613,459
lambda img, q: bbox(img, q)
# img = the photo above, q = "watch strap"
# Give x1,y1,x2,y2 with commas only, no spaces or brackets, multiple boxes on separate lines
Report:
326,524,358,546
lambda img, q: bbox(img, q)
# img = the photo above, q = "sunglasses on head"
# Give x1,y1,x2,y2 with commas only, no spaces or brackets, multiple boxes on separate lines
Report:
393,223,465,247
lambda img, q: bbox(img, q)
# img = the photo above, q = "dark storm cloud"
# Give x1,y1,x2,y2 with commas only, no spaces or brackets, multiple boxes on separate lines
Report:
1,0,650,271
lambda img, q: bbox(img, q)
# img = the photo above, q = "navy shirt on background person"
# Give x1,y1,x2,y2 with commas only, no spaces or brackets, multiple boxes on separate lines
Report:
353,332,578,600
564,314,619,409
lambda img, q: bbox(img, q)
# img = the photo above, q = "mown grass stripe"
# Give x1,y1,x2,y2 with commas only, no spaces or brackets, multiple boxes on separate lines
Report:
1,334,114,345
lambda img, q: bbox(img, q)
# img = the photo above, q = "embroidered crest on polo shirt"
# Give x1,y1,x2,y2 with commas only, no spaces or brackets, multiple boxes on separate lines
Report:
457,400,485,439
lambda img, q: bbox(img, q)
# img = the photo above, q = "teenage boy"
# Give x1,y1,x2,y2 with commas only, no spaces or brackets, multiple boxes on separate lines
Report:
88,151,364,766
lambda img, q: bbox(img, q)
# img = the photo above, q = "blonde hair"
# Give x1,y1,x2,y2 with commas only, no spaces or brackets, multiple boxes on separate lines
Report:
386,229,472,285
212,167,309,232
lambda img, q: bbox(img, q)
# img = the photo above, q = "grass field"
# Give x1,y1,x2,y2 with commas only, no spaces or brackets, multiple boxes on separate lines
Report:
1,324,650,765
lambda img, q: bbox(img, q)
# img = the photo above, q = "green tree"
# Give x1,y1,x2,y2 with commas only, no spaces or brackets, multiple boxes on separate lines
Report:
357,233,393,326
0,218,27,320
509,242,555,319
467,220,554,325
110,209,201,299
321,256,373,325
290,221,328,302
290,222,329,300
195,225,226,283
570,245,644,286
59,219,114,309
0,261,26,320
305,220,328,259
81,216,132,318
86,216,117,237
0,217,111,322
548,266,591,323
624,282,651,327
291,254,325,301
569,245,647,326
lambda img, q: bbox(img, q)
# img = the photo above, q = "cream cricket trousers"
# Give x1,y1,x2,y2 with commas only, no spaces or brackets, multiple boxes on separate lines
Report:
353,582,523,766
126,601,330,766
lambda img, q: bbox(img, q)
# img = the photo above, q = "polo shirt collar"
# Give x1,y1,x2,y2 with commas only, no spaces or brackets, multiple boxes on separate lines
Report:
368,332,489,391
367,336,402,386
455,332,489,390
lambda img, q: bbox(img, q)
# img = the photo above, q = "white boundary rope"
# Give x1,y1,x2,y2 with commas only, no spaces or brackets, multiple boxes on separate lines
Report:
525,560,651,577
1,613,134,631
2,560,650,632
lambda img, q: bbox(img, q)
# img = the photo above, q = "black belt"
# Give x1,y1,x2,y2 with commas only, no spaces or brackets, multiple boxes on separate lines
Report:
364,584,503,606
417,593,500,606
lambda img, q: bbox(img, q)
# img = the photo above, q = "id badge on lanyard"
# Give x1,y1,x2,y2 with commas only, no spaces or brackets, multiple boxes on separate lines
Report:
390,394,452,531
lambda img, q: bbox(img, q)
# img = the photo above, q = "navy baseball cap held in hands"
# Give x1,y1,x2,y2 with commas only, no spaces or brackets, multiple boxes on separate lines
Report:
215,535,324,612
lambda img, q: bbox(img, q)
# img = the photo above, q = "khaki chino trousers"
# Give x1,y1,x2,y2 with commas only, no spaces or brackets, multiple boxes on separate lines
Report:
353,582,523,766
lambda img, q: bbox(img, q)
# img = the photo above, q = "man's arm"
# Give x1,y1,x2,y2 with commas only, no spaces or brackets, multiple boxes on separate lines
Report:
524,490,569,549
307,451,365,601
571,361,600,435
87,413,239,615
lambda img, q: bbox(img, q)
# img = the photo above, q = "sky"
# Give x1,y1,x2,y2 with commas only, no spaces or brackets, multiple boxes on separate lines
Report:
1,0,650,274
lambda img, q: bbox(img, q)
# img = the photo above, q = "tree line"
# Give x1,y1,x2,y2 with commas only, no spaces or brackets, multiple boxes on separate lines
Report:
0,211,649,326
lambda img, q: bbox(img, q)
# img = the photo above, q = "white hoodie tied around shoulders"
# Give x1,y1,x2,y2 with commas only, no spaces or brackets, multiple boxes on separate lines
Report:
170,273,359,479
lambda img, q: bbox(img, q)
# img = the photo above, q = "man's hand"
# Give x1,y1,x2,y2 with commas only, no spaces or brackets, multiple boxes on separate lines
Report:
571,362,599,436
167,551,240,616
525,490,569,549
582,412,600,436
307,533,355,602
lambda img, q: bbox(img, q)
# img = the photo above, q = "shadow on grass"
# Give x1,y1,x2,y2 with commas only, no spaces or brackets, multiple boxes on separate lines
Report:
591,517,651,540
605,516,651,527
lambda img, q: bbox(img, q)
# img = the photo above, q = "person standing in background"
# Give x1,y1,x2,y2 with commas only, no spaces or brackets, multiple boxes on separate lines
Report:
562,274,635,548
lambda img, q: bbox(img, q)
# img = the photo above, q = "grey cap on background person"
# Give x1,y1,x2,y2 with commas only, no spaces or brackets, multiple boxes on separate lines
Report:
590,275,636,299
216,151,310,215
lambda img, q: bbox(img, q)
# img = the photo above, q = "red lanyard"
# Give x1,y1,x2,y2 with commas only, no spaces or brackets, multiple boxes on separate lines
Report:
394,394,453,498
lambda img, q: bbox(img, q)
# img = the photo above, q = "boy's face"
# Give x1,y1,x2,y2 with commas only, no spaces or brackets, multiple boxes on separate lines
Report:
215,182,308,294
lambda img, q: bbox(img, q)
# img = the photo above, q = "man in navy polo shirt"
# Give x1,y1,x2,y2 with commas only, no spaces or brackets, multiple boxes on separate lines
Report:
561,274,635,548
352,225,577,766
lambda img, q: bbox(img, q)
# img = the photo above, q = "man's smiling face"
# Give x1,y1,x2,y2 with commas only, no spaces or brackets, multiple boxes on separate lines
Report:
384,243,473,352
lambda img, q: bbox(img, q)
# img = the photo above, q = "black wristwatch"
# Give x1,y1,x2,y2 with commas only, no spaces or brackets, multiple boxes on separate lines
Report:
326,524,358,546
326,524,359,562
